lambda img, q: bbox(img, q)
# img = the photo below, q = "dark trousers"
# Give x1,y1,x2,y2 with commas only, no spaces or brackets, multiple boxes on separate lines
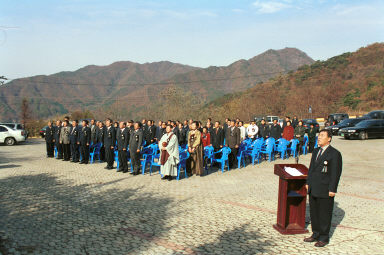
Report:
298,140,304,154
70,143,80,162
105,146,114,168
46,142,54,157
80,143,90,163
118,150,128,171
55,142,63,158
100,146,105,161
309,194,334,242
130,150,140,173
308,140,315,153
228,147,238,168
63,144,70,161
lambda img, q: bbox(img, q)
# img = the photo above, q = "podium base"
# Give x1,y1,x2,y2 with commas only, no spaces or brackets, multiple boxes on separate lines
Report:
273,224,309,235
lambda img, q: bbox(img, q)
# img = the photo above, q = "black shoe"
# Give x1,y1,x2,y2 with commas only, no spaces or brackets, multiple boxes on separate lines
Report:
117,169,123,172
122,170,128,173
104,166,110,170
168,176,173,181
79,162,85,164
84,162,88,164
57,157,63,160
133,172,139,175
73,160,79,163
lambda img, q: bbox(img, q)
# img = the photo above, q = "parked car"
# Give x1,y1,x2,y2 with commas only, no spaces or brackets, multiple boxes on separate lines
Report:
302,119,320,132
363,110,384,120
0,125,26,145
325,113,349,127
325,118,365,135
40,126,48,138
0,122,28,139
339,119,384,140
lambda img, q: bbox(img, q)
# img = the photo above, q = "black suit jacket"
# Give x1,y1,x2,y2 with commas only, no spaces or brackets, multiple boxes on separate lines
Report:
144,125,156,144
211,127,224,149
129,129,143,152
103,126,116,148
117,128,129,151
225,127,240,148
307,145,342,198
79,126,91,145
45,126,55,143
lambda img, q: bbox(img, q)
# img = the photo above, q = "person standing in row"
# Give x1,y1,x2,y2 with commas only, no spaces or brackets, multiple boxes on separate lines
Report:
104,118,116,169
90,119,97,145
159,124,179,180
282,121,294,141
129,122,143,175
54,120,63,159
258,119,270,139
270,119,282,140
225,120,240,169
79,120,91,164
70,120,80,163
45,121,55,158
294,120,306,154
211,121,224,152
247,120,258,140
304,129,342,247
59,120,71,161
186,121,203,176
117,122,129,173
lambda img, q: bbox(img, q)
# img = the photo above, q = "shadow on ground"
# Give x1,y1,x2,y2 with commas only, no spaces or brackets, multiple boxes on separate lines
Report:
0,173,174,254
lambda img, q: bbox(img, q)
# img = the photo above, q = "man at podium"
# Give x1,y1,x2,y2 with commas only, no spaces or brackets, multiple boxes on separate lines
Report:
304,129,342,247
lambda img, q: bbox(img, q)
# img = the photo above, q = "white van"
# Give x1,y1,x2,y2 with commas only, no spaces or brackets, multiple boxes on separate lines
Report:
265,116,279,124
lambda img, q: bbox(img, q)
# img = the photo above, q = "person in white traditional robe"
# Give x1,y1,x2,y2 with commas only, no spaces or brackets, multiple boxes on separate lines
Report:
159,124,180,181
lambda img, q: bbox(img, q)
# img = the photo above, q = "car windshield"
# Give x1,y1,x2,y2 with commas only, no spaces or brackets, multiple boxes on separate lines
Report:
356,121,374,128
339,119,352,125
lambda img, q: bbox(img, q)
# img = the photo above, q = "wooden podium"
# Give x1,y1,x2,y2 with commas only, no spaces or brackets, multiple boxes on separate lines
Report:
273,164,309,235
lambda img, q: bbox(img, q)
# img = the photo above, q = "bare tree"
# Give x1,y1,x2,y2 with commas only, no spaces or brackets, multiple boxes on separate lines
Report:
20,97,31,128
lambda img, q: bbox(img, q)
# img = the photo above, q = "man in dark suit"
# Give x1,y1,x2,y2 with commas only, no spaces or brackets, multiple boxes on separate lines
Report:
225,120,240,168
304,129,342,247
54,120,63,159
90,119,97,145
129,122,143,175
211,121,224,152
103,118,116,170
116,122,129,173
45,121,55,158
79,120,91,164
69,120,80,162
258,119,270,138
144,120,156,145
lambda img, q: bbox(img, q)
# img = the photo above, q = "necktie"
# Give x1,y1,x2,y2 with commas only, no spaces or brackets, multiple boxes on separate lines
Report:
316,148,323,161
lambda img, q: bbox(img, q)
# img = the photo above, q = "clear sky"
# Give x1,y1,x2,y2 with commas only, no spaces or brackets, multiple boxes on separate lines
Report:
1,0,383,79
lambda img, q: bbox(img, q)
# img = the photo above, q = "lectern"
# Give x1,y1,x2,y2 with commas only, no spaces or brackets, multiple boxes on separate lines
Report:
273,164,309,234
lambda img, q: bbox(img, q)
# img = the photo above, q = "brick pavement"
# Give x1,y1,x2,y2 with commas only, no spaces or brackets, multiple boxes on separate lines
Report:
0,138,383,254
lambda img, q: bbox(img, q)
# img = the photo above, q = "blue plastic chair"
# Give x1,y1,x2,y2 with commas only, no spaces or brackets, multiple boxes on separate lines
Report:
114,150,119,170
260,138,275,162
236,144,247,169
212,147,231,173
54,146,58,158
244,138,264,165
204,146,215,171
302,136,309,155
314,136,318,149
140,143,159,175
90,142,102,164
150,153,162,175
287,139,299,158
177,150,190,180
275,138,290,159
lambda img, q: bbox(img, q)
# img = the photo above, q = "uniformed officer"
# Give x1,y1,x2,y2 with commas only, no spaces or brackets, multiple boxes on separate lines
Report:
129,122,143,175
116,122,129,173
79,120,91,164
90,119,97,145
54,120,63,159
69,120,81,163
45,121,55,158
103,118,116,169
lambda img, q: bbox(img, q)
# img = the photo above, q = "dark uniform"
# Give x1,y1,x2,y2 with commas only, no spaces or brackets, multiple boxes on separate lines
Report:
96,126,105,161
144,125,156,145
60,126,71,161
45,125,55,157
69,125,80,162
54,125,63,159
79,125,91,164
129,129,143,174
90,124,97,145
103,126,116,169
117,128,129,172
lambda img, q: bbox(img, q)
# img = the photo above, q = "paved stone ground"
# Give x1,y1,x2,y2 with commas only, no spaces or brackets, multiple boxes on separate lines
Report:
0,137,383,255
